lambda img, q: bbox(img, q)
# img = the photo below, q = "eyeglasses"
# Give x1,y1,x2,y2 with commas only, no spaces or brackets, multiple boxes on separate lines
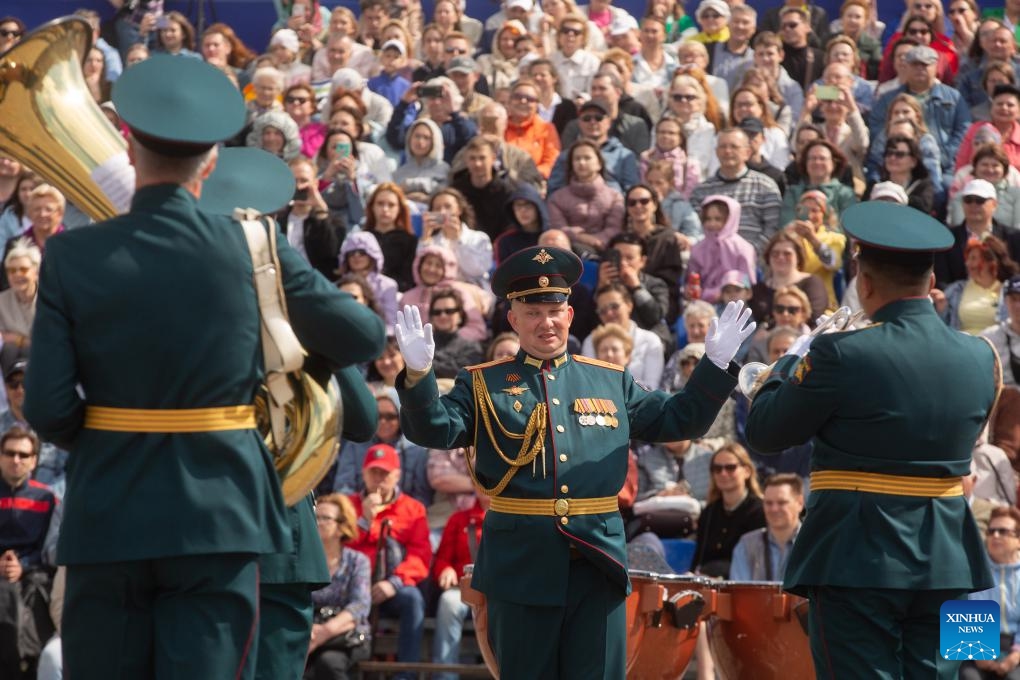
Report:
627,197,653,207
884,149,911,159
0,450,34,460
597,302,623,315
781,22,802,30
988,527,1019,537
378,413,400,421
5,266,30,275
710,463,740,474
580,114,606,123
284,96,310,104
773,304,803,315
315,514,341,524
431,307,461,316
5,380,23,390
906,27,932,35
0,30,22,39
512,93,538,103
700,11,722,19
559,27,583,36
964,196,991,205
445,46,469,54
671,93,699,103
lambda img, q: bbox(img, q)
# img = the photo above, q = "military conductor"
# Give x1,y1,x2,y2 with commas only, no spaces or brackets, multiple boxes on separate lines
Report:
745,202,997,680
23,57,386,679
394,245,754,679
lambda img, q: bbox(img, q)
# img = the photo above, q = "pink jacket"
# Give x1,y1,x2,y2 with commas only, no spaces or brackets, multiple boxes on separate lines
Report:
687,194,758,303
547,176,625,249
640,145,702,200
401,244,490,342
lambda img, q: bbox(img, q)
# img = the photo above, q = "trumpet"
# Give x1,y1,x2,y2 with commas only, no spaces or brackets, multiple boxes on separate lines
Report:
737,307,865,399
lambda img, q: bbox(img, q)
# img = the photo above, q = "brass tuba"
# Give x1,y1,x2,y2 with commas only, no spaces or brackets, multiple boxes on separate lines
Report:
0,18,341,505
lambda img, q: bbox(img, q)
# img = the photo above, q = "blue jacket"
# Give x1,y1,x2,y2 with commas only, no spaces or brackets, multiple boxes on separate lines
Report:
0,478,56,569
970,559,1020,646
547,137,640,194
869,83,970,176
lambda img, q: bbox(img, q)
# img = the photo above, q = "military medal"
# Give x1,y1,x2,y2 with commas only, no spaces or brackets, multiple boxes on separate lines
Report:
503,385,529,396
595,415,605,426
513,400,522,412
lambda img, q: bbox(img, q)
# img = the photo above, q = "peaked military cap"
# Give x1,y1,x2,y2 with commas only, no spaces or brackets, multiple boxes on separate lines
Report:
113,55,246,157
197,148,295,216
491,245,582,303
842,202,953,253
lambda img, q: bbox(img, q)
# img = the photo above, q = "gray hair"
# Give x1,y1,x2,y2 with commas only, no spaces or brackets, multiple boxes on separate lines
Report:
730,4,757,20
4,238,41,269
683,299,716,320
426,76,464,111
27,184,66,212
593,71,624,92
252,66,285,90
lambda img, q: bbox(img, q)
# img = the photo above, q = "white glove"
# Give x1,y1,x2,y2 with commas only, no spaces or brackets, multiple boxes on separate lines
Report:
705,301,756,370
394,305,435,373
784,332,813,358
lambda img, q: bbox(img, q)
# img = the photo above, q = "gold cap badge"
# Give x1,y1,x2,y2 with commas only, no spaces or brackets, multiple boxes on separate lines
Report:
532,249,554,265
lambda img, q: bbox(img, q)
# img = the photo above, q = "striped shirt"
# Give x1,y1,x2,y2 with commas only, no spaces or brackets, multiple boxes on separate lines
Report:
689,168,783,255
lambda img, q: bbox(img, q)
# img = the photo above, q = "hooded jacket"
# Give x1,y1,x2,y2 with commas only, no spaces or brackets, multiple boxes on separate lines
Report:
401,245,491,342
687,194,758,303
337,231,399,326
392,119,451,199
547,175,625,249
493,183,548,265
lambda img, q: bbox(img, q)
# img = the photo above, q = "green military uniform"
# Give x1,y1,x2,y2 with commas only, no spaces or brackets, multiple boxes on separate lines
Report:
397,246,739,679
23,59,386,679
198,147,383,680
745,203,997,680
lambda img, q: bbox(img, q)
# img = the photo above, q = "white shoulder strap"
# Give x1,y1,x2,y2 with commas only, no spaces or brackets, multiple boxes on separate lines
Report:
235,208,305,446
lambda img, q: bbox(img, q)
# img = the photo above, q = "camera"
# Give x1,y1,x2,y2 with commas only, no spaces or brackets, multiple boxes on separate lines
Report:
605,249,622,269
293,187,309,202
334,141,352,158
417,85,444,99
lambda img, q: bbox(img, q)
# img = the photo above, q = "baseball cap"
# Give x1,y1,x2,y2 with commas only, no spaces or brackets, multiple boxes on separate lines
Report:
363,443,400,472
736,116,764,137
446,56,478,74
695,0,731,21
868,181,908,204
961,178,997,201
719,270,751,290
507,0,534,10
904,45,938,65
381,39,407,56
578,98,610,115
1004,275,1020,296
609,14,639,36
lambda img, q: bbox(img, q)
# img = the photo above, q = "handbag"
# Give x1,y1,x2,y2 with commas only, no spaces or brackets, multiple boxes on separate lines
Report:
313,607,367,652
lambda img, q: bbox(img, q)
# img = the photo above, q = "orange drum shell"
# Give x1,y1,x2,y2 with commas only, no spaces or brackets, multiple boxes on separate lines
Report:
460,566,499,679
626,571,713,680
706,581,814,680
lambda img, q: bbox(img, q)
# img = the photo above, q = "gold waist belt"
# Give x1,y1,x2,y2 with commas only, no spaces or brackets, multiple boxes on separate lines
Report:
810,470,963,498
489,495,618,517
85,405,257,433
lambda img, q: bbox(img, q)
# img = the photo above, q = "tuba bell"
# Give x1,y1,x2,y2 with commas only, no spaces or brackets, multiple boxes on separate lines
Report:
738,307,865,399
0,18,341,505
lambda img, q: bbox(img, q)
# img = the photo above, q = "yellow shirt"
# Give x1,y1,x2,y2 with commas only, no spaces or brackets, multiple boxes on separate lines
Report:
799,226,847,310
959,279,1001,335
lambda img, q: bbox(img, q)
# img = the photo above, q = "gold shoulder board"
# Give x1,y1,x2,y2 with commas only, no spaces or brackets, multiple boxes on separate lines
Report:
465,356,516,372
573,355,625,372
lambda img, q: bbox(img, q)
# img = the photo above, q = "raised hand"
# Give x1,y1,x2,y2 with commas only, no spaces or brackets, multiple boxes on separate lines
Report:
705,301,756,370
394,304,435,372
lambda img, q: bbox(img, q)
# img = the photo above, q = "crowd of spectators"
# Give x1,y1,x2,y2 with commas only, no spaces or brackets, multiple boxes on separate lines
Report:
9,0,1020,675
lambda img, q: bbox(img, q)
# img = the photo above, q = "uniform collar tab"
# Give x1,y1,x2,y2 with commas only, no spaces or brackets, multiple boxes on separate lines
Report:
520,351,570,369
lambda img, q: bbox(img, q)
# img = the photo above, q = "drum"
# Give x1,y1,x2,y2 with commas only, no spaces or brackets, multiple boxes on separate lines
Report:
460,565,499,679
626,570,714,680
705,580,814,680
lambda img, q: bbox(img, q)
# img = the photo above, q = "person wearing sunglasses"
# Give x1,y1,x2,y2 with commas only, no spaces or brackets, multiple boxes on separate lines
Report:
549,13,600,100
689,0,731,45
0,424,56,679
428,288,484,379
961,506,1020,679
691,443,765,577
776,6,825,89
394,243,755,679
937,178,1020,289
868,133,935,215
0,16,24,55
